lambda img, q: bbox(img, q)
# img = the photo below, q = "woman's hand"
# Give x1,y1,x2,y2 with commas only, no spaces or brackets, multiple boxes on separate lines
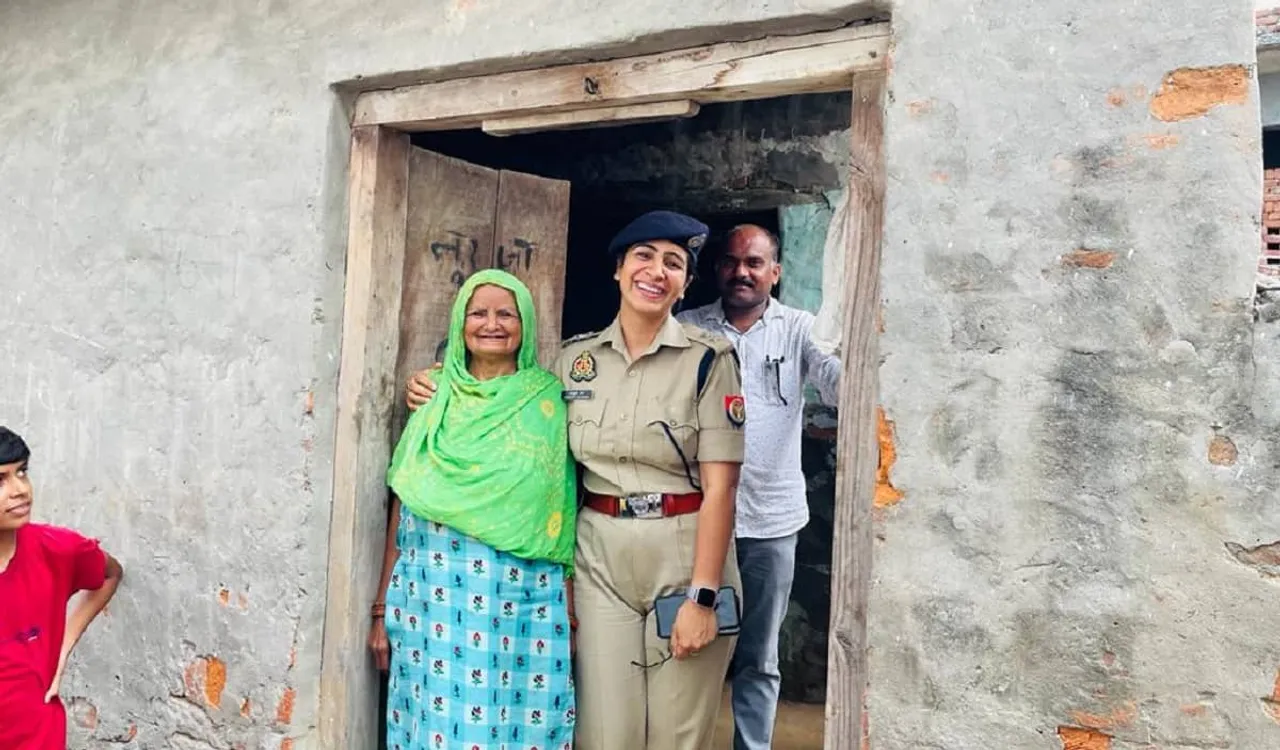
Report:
368,619,391,672
406,365,441,411
670,600,718,660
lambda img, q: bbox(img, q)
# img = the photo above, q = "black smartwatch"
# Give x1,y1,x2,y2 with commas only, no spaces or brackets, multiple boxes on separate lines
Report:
687,586,718,609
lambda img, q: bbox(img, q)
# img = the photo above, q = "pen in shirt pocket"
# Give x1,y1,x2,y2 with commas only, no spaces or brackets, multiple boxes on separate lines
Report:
765,355,787,405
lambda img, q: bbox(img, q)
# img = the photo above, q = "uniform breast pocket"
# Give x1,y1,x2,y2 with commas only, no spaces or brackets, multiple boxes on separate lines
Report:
642,406,699,465
568,399,606,460
762,356,800,406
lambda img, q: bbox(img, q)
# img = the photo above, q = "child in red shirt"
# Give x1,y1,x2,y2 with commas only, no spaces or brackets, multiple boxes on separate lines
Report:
0,427,123,750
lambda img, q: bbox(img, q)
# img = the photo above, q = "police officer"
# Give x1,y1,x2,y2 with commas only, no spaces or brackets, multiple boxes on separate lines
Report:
406,210,746,750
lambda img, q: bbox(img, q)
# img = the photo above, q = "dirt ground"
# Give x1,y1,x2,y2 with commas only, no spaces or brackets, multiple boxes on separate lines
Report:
712,687,826,750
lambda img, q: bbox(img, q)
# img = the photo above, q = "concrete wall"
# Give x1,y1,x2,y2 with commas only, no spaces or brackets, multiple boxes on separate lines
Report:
0,2,1271,750
875,1,1275,748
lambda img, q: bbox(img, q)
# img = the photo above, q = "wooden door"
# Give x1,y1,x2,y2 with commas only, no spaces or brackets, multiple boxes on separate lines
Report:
392,147,570,431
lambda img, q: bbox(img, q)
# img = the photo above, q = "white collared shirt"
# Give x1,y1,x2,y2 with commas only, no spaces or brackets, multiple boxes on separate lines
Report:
678,298,841,539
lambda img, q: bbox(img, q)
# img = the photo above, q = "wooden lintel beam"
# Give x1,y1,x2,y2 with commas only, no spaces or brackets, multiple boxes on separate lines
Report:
354,23,888,132
481,100,700,137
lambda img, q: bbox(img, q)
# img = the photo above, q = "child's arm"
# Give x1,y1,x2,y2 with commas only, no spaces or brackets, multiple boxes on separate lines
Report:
45,552,124,703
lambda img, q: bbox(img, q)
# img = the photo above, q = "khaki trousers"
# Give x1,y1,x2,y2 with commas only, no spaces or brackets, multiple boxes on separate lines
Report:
573,507,741,750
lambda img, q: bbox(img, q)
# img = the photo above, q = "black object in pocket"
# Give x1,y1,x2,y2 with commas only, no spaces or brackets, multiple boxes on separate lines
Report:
654,586,741,639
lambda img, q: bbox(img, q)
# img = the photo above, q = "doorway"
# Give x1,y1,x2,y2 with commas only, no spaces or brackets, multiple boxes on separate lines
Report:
321,23,889,750
408,93,849,335
400,93,849,749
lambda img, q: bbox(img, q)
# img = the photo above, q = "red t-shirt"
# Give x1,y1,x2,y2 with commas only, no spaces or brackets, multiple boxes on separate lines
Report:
0,524,107,750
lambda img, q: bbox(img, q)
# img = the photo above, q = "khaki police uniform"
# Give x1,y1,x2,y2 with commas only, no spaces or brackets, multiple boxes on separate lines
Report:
557,314,746,750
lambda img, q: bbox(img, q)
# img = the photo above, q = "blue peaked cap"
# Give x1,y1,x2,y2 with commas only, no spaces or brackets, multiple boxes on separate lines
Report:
607,210,709,262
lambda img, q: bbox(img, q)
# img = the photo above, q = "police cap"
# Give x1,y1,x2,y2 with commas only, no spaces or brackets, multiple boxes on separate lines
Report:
606,210,709,262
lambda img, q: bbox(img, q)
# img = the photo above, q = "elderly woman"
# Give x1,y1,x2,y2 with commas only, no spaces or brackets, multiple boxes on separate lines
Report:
369,269,577,750
408,211,747,750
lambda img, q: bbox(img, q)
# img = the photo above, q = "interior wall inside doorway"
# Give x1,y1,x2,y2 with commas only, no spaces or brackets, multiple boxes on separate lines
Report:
410,91,852,703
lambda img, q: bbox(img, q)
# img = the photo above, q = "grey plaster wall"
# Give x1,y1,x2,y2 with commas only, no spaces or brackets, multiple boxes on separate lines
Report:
0,1,1272,750
0,2,875,749
874,1,1276,748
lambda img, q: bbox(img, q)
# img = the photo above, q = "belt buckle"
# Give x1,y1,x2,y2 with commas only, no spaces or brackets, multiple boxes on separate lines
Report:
622,493,664,519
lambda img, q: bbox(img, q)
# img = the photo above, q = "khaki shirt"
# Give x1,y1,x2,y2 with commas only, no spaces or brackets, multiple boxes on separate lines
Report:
555,315,746,496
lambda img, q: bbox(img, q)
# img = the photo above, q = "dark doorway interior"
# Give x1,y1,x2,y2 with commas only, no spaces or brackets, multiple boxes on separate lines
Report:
407,92,850,707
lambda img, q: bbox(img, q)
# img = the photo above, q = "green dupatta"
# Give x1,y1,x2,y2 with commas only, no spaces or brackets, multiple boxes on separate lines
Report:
386,269,576,570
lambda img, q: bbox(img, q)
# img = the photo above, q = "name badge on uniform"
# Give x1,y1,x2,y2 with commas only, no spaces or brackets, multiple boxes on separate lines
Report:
562,389,594,401
724,394,746,427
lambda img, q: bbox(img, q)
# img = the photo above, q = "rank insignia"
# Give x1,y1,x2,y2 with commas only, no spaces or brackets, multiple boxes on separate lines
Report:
724,394,746,427
569,351,597,382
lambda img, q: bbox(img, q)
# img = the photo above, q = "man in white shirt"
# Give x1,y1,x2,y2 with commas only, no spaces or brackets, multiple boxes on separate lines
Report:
677,224,841,750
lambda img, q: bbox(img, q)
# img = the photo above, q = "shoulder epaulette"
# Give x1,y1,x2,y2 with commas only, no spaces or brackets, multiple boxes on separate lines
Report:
560,330,600,347
681,323,734,355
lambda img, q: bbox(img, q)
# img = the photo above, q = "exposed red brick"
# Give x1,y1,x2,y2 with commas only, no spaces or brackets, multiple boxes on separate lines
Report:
218,588,231,606
1144,134,1180,150
874,407,904,508
240,698,252,718
1058,726,1112,750
1180,703,1209,716
1208,435,1238,466
205,658,227,709
276,687,297,725
1106,88,1127,107
1264,668,1280,724
68,698,98,730
1062,249,1117,269
304,391,314,415
184,656,227,709
281,740,295,750
1227,540,1280,575
1070,701,1136,731
930,171,950,184
906,99,934,117
1150,65,1249,122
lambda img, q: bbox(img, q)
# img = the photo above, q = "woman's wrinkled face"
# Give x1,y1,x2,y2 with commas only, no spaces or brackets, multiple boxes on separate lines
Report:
463,285,522,360
614,240,691,317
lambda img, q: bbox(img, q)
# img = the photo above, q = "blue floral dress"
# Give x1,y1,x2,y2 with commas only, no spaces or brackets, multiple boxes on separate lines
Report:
384,507,575,750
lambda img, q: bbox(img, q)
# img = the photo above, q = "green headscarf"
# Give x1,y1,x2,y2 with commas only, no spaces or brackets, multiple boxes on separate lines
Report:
386,269,576,570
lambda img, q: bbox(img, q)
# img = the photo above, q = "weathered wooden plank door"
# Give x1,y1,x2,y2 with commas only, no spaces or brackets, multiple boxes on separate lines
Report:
394,147,570,428
394,148,500,433
492,170,570,367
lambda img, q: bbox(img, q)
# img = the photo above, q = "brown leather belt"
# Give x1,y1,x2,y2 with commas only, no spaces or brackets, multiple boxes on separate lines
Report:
583,491,703,519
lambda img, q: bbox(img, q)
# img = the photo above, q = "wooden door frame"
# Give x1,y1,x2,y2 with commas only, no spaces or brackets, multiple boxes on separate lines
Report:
320,22,890,750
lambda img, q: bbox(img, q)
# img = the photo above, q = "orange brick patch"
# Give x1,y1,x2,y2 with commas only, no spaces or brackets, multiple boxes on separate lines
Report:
276,688,297,725
874,407,904,508
1208,435,1238,466
1062,249,1117,269
1263,668,1280,724
183,656,227,709
1058,726,1111,750
1070,701,1136,731
1150,65,1248,122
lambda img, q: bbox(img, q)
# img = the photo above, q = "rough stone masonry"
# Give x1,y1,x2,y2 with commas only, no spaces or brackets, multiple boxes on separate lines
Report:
0,0,1273,749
